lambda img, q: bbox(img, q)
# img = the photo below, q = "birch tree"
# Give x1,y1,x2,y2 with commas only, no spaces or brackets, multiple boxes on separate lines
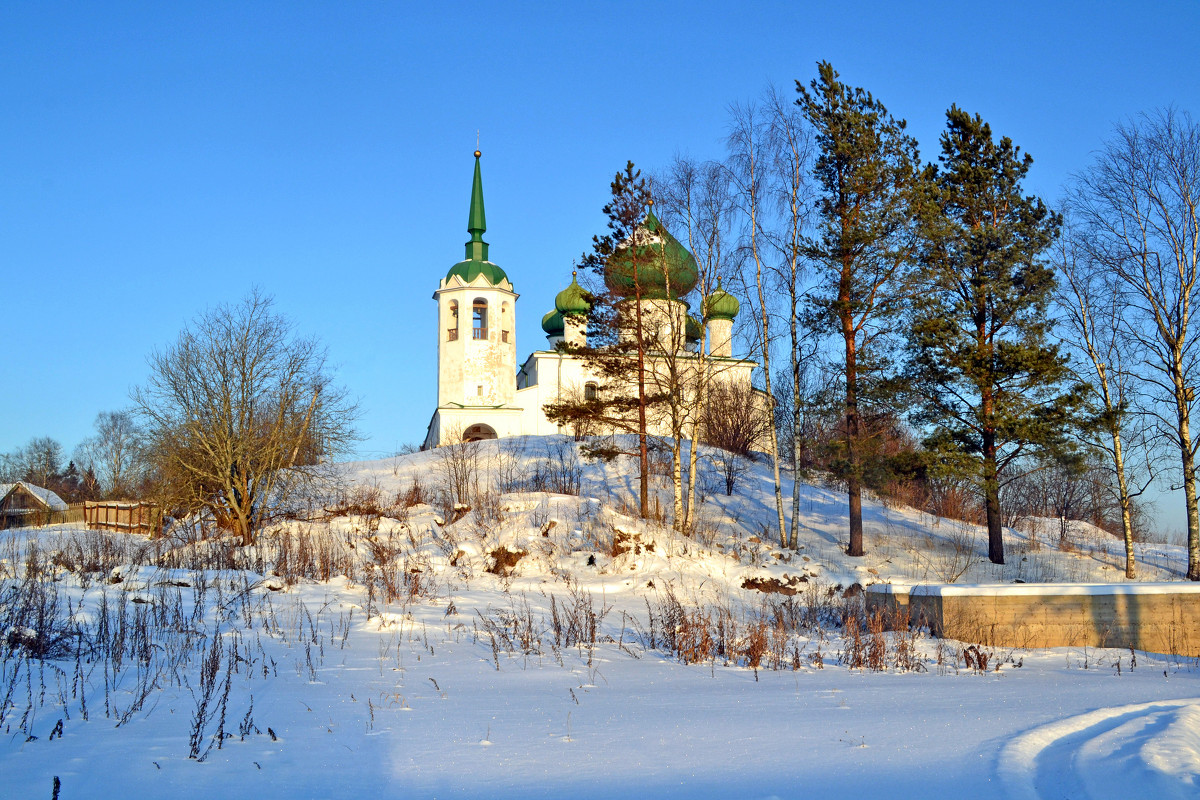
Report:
764,87,816,549
728,101,788,549
658,156,736,529
76,410,147,498
1068,108,1200,580
1056,221,1154,579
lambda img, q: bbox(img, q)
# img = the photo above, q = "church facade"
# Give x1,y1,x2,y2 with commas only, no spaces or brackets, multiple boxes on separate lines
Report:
422,152,759,449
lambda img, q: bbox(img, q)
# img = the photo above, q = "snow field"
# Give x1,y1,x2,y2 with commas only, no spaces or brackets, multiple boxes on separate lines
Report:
2,435,1199,798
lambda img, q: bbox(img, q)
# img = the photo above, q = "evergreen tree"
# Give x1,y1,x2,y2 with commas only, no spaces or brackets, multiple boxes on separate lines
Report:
908,107,1082,565
58,460,82,502
796,62,920,557
544,162,677,518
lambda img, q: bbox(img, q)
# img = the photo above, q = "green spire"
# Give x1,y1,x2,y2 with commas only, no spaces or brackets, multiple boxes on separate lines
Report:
465,150,488,262
444,149,510,287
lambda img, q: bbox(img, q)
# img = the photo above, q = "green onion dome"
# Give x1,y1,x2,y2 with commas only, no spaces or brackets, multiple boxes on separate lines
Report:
445,260,509,286
702,277,740,321
554,272,591,315
541,309,564,335
604,210,698,300
686,314,702,342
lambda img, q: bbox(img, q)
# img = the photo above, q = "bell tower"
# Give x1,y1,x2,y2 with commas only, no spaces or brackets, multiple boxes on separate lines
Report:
431,152,518,425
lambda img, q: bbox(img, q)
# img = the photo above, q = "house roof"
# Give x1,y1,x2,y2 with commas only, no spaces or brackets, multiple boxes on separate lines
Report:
0,481,69,511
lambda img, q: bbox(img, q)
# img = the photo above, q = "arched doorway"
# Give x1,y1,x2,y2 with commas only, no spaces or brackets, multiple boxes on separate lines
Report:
462,423,497,443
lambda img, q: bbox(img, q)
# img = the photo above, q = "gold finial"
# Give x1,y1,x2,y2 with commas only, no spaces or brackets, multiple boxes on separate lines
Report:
474,149,482,158
647,198,654,206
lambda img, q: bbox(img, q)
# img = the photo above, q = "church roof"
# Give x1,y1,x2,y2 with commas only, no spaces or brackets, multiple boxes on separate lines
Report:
703,276,740,321
446,260,509,286
541,309,564,335
554,272,591,315
604,208,698,300
445,151,510,287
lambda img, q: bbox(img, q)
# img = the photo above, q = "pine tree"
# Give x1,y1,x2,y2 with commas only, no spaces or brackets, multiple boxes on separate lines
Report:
908,106,1082,565
544,162,677,518
796,62,919,557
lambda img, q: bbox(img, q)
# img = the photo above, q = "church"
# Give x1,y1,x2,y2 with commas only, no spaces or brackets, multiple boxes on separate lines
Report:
422,152,760,449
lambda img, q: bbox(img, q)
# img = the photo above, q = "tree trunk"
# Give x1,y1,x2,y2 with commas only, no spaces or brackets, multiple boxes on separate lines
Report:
789,293,802,550
982,435,1004,564
1179,410,1200,581
1110,428,1136,580
671,438,683,531
685,364,705,531
1170,359,1200,581
635,297,650,520
791,420,802,550
767,401,787,550
844,319,863,557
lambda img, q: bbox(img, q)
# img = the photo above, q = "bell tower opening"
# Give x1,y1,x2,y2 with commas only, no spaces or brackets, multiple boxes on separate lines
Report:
473,298,488,340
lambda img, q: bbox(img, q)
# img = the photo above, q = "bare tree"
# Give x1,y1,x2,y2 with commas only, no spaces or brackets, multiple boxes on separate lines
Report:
701,379,772,478
728,100,788,549
764,86,816,549
133,291,358,545
1069,108,1200,580
1056,221,1156,578
657,155,736,530
7,437,64,488
432,424,481,520
691,380,771,497
75,410,147,499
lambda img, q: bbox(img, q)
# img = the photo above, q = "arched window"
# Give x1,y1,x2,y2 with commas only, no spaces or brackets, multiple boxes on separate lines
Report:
584,382,598,401
473,299,488,340
447,300,459,341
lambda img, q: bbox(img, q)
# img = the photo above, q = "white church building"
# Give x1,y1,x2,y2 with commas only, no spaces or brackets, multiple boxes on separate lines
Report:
422,152,759,449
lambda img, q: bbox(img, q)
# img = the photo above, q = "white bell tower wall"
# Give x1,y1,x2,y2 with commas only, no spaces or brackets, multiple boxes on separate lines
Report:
434,276,518,408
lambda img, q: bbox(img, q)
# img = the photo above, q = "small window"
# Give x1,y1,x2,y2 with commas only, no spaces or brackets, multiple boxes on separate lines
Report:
501,330,509,343
584,382,598,401
448,301,459,341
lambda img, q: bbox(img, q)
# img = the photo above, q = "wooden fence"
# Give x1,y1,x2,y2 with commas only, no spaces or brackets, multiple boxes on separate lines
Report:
84,501,162,536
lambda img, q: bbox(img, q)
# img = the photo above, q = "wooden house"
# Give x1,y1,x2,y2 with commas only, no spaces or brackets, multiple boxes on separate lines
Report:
0,481,70,528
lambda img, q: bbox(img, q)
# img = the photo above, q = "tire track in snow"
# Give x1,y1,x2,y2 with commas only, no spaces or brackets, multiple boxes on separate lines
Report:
997,697,1200,799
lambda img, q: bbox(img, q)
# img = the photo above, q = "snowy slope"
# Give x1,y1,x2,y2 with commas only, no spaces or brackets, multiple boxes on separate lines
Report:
1,435,1197,799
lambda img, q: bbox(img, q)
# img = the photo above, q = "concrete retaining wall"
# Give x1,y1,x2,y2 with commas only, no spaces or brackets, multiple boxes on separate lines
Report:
866,583,1200,656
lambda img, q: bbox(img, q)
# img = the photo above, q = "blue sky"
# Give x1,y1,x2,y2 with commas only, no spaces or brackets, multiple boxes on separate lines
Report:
3,2,1198,531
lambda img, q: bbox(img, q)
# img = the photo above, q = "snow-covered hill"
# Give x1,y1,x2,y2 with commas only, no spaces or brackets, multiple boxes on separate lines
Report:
2,435,1197,799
